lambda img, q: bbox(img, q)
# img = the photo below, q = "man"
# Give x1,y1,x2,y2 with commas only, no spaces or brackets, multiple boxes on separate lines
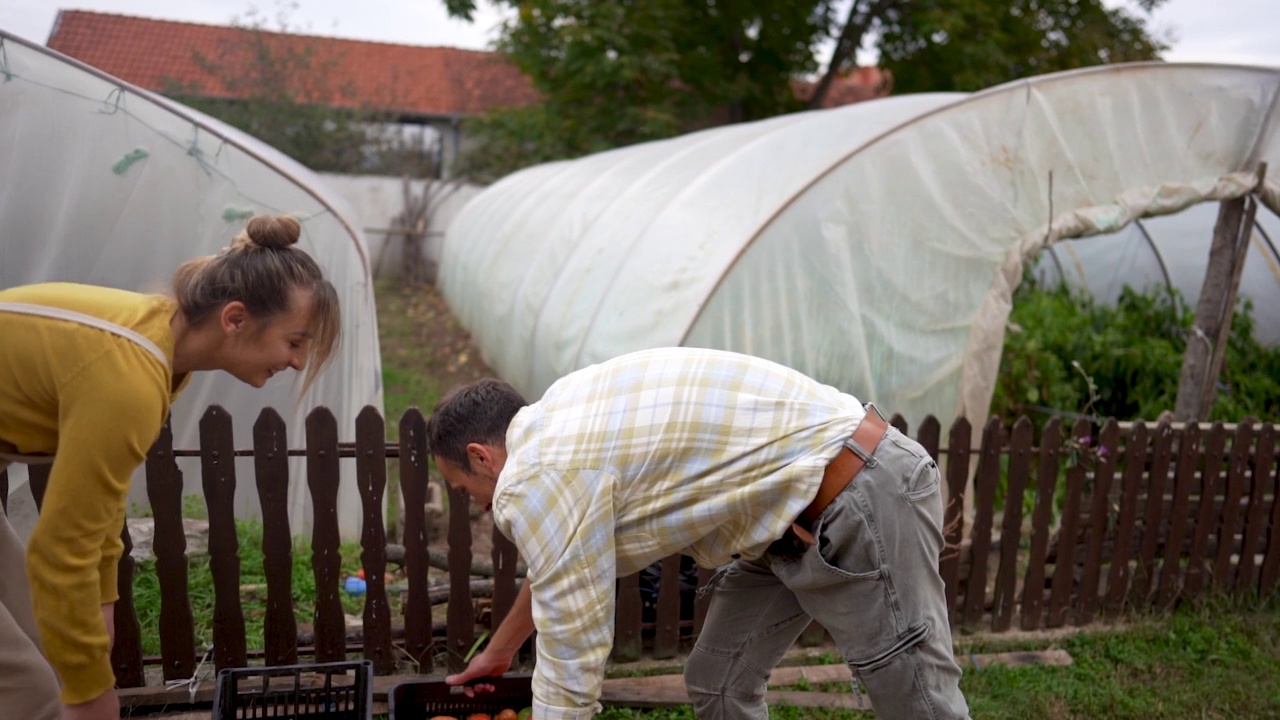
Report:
428,348,970,720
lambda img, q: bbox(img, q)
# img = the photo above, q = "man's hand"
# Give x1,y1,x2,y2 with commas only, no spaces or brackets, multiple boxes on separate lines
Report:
62,688,120,720
444,648,514,697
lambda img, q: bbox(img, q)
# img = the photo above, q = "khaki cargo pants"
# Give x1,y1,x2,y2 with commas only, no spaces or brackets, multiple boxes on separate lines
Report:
0,460,63,720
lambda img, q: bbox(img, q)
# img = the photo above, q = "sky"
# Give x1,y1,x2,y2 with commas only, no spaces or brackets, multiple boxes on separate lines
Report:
2,0,1279,69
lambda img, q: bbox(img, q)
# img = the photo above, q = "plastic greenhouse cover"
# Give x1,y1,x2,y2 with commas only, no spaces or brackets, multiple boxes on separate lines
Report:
0,32,383,538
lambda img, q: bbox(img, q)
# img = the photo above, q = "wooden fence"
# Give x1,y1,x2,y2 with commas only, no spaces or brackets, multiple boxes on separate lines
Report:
1,407,1278,705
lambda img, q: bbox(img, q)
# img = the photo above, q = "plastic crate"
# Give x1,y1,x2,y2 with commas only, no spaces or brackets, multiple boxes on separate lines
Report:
388,674,533,719
212,660,373,719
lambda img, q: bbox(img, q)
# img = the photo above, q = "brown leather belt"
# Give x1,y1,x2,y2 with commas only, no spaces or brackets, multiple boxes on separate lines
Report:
797,408,891,528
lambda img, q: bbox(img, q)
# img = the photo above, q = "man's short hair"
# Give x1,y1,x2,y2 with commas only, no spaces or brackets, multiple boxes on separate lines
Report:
426,377,527,472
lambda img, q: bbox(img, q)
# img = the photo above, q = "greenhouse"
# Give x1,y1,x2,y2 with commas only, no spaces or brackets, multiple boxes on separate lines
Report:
0,31,383,538
441,62,1280,430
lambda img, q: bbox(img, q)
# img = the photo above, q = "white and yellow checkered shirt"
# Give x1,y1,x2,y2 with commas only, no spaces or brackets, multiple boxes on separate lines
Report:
492,347,865,720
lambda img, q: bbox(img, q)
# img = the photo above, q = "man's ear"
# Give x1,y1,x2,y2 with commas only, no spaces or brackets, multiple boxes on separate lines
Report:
219,301,249,336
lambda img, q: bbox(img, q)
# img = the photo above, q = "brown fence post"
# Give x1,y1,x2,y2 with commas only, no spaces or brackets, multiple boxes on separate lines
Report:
992,417,1032,632
613,573,643,662
1238,424,1276,594
1156,425,1201,609
28,464,50,509
356,406,394,674
1130,420,1175,608
1104,423,1149,617
1021,418,1061,631
653,554,683,659
1213,421,1254,592
491,527,520,631
398,409,433,673
200,405,247,670
145,419,196,681
963,418,1003,627
1047,418,1089,628
1259,424,1280,594
111,521,145,687
694,567,715,637
1186,423,1229,599
306,407,345,664
446,483,475,674
941,417,971,626
1078,419,1120,624
253,408,297,668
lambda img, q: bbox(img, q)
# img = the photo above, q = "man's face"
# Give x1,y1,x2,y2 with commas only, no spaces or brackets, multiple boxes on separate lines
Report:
434,449,501,511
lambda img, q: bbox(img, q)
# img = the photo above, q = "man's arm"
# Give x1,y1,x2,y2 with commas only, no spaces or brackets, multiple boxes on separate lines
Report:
446,580,534,687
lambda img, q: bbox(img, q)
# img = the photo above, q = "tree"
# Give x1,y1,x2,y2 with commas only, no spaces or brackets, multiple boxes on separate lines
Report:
445,0,1167,180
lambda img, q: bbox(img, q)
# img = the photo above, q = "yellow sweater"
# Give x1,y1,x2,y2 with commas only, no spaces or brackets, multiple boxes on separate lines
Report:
0,282,189,704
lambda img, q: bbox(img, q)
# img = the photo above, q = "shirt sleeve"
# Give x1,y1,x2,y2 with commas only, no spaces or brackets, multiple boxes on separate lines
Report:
497,467,618,720
25,346,168,705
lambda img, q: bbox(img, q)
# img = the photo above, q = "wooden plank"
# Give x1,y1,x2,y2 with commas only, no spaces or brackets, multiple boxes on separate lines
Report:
1260,427,1280,594
398,409,433,672
652,554,683,659
356,406,394,674
1104,423,1149,617
940,417,970,625
306,407,346,664
253,408,298,668
1155,425,1201,609
1078,419,1120,624
28,463,50,510
613,573,643,662
962,418,1003,626
1021,418,1061,631
145,419,196,681
1130,420,1175,608
1237,424,1276,593
492,525,519,629
199,405,246,670
917,415,941,464
694,567,714,636
993,417,1033,632
446,482,475,673
1048,418,1089,628
111,520,145,687
1185,423,1228,599
1213,421,1253,592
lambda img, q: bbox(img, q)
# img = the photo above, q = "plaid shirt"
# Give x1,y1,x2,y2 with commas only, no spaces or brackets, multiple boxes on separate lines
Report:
491,348,865,720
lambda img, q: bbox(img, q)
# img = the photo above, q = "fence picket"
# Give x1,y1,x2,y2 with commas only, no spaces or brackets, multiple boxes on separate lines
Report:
1079,419,1121,624
1105,424,1148,616
1186,423,1228,599
356,406,393,674
111,521,145,687
918,416,941,464
694,567,714,636
253,408,297,668
963,418,1003,626
1022,418,1062,630
653,554,683,659
306,407,345,664
144,420,196,680
1156,425,1200,609
1238,425,1276,593
1131,420,1175,607
941,418,971,625
1048,418,1089,628
613,573,643,662
28,463,50,509
993,417,1033,631
446,483,475,674
1213,422,1253,592
199,406,246,670
492,527,520,630
398,410,433,672
1260,426,1280,593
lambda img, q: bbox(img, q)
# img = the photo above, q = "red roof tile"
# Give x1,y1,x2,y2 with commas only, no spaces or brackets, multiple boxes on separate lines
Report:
46,10,540,118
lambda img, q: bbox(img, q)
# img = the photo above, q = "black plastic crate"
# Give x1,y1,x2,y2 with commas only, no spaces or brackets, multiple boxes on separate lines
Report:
212,660,373,719
389,674,533,719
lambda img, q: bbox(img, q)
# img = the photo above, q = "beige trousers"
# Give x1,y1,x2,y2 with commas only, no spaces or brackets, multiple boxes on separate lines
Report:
0,461,63,720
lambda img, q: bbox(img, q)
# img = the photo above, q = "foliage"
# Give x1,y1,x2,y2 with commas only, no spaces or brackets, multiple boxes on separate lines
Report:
991,275,1280,427
446,0,1166,180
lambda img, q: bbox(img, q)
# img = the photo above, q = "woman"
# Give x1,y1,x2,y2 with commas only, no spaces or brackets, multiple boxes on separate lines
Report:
0,215,340,720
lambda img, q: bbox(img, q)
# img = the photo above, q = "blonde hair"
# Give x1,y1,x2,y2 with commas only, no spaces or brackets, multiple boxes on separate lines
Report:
172,215,341,394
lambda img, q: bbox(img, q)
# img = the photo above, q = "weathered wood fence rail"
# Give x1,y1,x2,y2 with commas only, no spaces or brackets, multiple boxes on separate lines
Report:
1,407,1278,704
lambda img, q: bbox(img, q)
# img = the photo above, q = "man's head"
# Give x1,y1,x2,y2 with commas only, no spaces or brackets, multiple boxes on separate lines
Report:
426,377,527,509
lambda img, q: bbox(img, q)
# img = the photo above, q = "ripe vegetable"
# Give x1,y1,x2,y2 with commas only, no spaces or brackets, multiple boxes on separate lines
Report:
496,709,518,720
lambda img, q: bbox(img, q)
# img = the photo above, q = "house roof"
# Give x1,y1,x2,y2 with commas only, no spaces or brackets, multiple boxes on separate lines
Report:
45,10,540,119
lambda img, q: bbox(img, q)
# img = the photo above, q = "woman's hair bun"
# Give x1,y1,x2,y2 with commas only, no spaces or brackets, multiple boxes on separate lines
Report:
243,215,302,250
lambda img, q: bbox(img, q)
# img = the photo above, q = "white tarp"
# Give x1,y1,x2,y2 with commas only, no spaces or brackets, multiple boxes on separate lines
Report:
442,62,1280,430
0,31,384,539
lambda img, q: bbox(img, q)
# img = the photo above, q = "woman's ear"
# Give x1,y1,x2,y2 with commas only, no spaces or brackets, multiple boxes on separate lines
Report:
219,300,249,336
